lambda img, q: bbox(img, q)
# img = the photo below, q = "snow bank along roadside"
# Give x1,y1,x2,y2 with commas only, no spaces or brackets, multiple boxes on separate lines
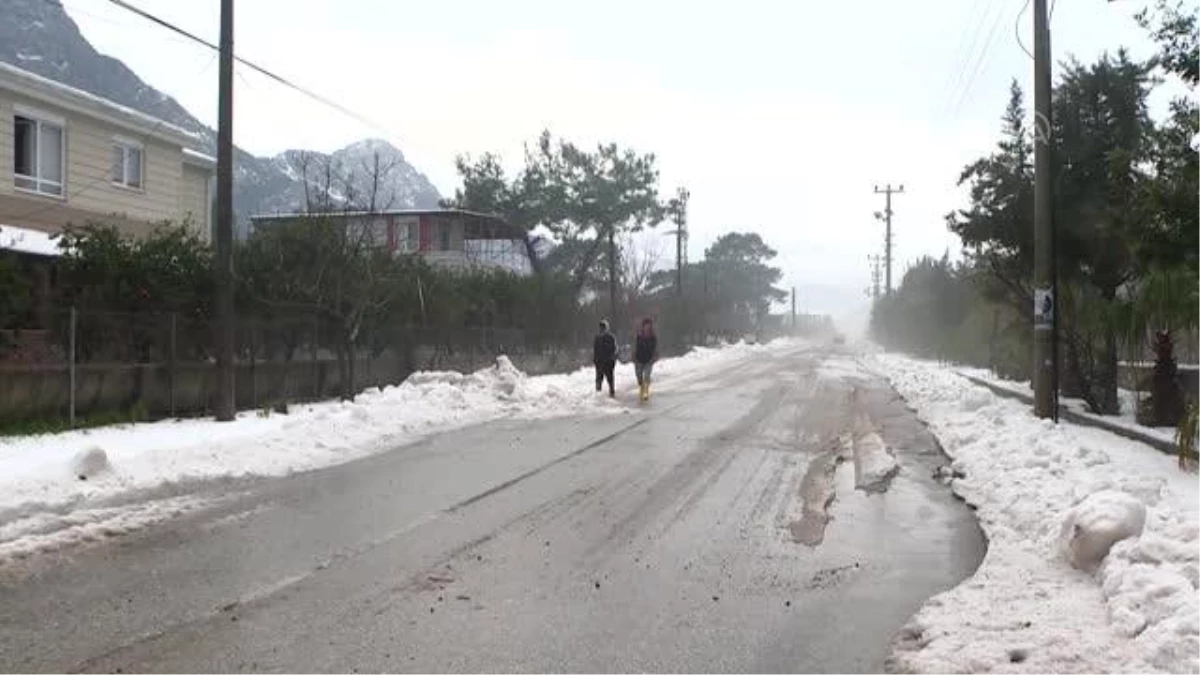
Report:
870,353,1198,674
958,366,1179,446
0,339,804,561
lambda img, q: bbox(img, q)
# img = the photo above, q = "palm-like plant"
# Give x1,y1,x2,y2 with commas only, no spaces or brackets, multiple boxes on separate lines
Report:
1176,403,1198,471
1124,267,1198,425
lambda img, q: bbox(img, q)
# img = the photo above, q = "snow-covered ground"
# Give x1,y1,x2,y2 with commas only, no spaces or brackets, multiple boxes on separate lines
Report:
958,366,1180,445
870,353,1198,674
0,339,805,563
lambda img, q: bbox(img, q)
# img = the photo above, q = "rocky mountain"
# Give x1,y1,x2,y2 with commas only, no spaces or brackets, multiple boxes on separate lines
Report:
0,0,441,232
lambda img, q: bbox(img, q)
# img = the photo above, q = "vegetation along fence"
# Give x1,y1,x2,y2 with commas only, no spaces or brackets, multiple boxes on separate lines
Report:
0,308,590,429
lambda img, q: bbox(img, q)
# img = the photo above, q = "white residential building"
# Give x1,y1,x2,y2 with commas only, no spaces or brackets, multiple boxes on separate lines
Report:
0,61,214,250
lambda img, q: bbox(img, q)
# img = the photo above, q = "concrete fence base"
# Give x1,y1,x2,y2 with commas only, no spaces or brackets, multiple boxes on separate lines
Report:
0,347,591,425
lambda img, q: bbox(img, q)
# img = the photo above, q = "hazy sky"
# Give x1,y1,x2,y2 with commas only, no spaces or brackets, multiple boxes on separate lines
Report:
61,0,1165,315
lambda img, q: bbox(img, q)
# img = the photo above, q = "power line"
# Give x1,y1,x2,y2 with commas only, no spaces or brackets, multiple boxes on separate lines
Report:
940,0,998,121
1016,0,1035,60
949,0,1008,119
937,0,984,115
102,0,397,139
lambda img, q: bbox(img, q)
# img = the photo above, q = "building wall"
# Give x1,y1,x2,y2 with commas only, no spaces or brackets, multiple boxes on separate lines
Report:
180,164,212,242
415,214,464,253
249,213,527,274
0,88,206,239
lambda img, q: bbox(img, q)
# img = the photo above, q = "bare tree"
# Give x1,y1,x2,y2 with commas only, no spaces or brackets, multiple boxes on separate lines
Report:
242,151,413,398
618,232,665,323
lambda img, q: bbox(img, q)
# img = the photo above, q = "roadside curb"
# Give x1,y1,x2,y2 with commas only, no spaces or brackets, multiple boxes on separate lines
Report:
955,372,1177,457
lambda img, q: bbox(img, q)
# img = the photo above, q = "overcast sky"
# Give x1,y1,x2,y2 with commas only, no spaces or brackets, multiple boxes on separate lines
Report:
62,0,1164,317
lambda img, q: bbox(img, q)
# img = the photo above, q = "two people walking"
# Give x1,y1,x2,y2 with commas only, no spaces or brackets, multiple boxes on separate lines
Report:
593,317,658,401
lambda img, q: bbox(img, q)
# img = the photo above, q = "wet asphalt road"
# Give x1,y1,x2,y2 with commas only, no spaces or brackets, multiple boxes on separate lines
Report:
0,345,984,673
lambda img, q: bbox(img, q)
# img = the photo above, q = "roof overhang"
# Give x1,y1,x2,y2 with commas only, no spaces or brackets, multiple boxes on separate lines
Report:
0,61,198,148
182,148,217,170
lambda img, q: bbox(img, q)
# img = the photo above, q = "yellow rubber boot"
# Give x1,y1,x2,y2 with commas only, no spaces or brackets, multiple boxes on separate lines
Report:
639,383,647,401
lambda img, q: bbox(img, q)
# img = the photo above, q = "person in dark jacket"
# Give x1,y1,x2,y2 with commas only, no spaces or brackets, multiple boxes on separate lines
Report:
634,317,658,402
593,319,617,397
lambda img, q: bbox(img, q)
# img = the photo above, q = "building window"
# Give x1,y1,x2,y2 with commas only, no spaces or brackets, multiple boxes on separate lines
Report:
439,222,452,251
111,140,143,189
396,222,417,253
13,113,64,197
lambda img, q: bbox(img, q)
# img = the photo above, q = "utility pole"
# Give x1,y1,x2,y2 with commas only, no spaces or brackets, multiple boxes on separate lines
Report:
1032,0,1057,420
671,188,690,297
608,227,618,334
873,184,904,294
791,286,797,334
213,0,236,421
868,254,883,300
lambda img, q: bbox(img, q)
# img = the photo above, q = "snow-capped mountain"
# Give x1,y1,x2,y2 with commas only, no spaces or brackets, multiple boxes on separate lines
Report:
260,139,442,215
0,0,441,233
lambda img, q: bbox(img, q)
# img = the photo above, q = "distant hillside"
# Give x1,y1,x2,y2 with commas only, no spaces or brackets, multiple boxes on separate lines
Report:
0,0,441,233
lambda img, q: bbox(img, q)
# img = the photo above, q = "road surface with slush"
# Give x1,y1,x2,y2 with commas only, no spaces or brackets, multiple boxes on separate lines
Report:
0,343,984,673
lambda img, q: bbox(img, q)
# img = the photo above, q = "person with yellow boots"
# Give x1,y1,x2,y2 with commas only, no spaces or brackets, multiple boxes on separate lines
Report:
634,317,659,402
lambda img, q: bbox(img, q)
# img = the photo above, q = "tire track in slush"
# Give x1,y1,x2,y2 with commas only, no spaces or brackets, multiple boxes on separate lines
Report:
789,383,900,546
789,434,850,546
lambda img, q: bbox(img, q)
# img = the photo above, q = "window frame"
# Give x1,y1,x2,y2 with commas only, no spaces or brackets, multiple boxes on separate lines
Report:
12,106,66,199
396,221,417,254
438,222,452,252
111,136,145,191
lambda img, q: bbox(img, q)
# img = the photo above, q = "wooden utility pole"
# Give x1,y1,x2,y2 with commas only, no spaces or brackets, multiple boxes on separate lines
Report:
873,184,904,294
213,0,236,421
1032,0,1058,420
672,189,689,296
608,227,618,331
791,287,797,333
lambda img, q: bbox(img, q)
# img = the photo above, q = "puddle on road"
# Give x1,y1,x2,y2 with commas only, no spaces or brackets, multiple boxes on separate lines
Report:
787,385,903,547
789,435,850,546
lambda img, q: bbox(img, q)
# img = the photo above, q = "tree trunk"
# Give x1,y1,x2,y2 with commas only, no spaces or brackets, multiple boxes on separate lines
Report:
522,234,544,277
1096,325,1120,415
1060,335,1085,398
607,228,618,330
335,333,351,401
347,335,357,401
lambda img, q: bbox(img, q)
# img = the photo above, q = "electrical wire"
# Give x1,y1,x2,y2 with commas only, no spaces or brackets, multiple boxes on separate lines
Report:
950,1,1008,119
17,0,415,226
1016,0,1034,60
103,0,397,140
938,0,984,115
8,52,219,224
940,0,999,122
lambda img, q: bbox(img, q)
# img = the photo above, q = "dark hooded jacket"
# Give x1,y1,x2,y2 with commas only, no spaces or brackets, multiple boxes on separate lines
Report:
593,327,617,365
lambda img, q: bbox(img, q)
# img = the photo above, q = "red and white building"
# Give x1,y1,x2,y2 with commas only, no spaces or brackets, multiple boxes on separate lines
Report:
249,208,531,274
